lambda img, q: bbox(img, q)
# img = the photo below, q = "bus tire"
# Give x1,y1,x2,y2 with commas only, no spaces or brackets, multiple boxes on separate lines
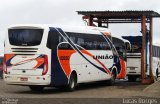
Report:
156,68,159,81
29,86,44,92
66,73,77,91
128,75,137,82
108,70,117,86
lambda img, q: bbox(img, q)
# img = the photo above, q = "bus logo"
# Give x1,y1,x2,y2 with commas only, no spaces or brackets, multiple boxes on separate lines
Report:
93,54,113,60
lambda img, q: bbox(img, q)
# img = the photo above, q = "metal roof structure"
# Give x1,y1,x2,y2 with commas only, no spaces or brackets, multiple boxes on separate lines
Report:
77,10,160,84
78,10,160,18
77,10,160,25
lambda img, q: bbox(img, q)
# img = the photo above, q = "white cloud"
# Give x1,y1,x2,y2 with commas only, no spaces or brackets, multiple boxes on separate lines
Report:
0,0,160,54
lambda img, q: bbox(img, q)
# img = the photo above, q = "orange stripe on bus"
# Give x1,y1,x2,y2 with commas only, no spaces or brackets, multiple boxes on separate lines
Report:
81,50,111,75
33,58,44,70
103,32,111,36
5,54,15,62
58,49,112,77
117,58,126,79
58,50,76,78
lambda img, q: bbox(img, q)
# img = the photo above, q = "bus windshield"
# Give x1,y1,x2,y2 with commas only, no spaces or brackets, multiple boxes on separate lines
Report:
112,37,126,60
8,29,43,46
122,36,142,53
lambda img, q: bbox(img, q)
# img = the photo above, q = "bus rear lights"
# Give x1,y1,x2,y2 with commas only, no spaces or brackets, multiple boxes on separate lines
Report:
42,55,48,75
3,57,8,74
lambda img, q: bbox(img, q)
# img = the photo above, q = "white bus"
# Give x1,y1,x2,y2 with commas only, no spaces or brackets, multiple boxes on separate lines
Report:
122,36,160,81
4,24,130,91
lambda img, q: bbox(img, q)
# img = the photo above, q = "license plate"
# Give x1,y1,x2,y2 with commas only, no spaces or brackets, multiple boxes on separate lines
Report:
20,77,28,81
130,67,135,70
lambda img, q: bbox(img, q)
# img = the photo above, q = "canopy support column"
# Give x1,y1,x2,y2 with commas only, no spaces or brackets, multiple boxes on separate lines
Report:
141,15,146,82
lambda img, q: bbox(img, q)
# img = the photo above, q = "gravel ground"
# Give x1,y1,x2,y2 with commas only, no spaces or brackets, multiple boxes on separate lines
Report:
0,79,160,104
0,79,152,98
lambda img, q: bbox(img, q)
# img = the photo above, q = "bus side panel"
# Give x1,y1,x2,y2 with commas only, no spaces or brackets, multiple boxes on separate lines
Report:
152,57,160,77
51,50,68,86
117,58,126,79
113,56,121,73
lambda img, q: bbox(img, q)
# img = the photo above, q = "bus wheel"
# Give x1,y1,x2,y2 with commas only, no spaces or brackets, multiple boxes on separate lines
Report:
108,70,116,85
156,69,159,81
29,86,44,92
67,73,77,91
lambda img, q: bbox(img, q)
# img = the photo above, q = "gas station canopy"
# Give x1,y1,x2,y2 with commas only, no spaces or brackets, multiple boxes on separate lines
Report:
77,10,160,84
77,10,160,25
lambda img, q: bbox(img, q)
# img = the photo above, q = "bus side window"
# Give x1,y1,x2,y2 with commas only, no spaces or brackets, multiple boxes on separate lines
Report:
58,43,72,50
77,38,84,47
47,29,65,49
47,31,57,49
96,35,111,50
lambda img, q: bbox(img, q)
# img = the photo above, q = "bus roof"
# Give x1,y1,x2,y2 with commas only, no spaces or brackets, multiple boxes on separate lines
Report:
122,36,142,43
153,43,160,47
8,24,111,35
8,24,129,43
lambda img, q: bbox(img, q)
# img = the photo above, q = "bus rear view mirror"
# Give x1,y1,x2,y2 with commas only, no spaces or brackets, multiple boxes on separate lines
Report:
125,42,131,51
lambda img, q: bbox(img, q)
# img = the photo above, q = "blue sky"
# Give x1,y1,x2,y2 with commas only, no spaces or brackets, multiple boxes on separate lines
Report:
0,0,160,54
